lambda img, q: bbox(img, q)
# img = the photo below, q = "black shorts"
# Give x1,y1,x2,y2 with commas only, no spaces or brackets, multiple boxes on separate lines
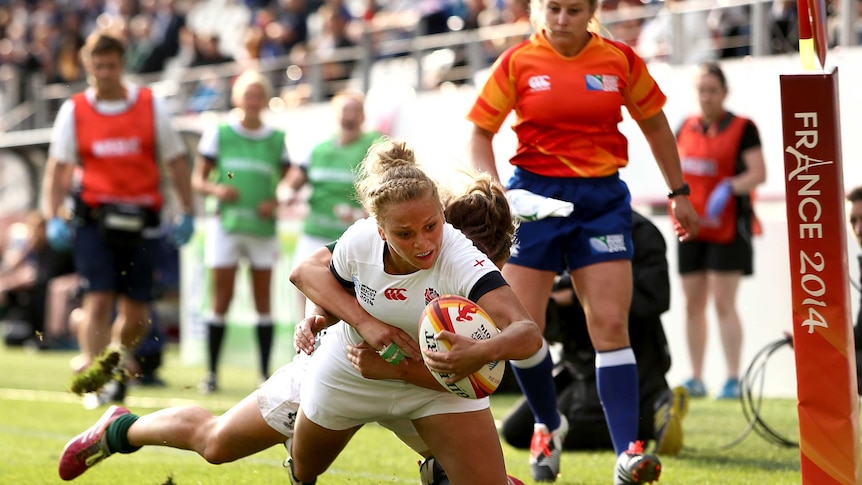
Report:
677,225,753,276
73,221,159,301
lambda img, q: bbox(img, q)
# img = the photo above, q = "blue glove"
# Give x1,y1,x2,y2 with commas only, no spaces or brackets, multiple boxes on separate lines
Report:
171,214,195,246
46,217,74,252
706,180,734,219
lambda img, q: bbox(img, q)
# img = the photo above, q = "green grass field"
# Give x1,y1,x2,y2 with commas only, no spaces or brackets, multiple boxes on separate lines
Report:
0,344,806,484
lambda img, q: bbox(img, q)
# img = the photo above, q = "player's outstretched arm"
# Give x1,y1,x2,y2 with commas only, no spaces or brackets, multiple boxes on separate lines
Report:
289,247,421,359
293,311,334,355
475,285,542,361
347,341,445,391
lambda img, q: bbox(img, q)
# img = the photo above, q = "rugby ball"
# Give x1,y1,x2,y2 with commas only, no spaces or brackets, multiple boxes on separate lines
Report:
418,295,505,399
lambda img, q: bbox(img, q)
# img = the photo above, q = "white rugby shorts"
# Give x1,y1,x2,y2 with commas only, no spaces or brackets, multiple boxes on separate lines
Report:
205,217,280,269
292,233,334,266
299,323,490,431
256,336,433,454
257,356,305,443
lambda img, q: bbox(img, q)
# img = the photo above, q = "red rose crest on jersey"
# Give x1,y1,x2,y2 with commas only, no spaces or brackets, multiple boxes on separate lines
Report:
424,288,440,305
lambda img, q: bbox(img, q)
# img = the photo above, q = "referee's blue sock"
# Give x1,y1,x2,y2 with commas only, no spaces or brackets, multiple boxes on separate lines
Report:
510,339,561,431
596,347,640,455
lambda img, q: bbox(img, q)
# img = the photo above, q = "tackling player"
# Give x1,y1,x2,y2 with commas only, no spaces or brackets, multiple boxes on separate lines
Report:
58,162,526,485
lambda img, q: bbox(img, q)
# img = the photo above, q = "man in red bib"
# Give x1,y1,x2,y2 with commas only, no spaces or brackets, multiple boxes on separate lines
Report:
41,29,194,404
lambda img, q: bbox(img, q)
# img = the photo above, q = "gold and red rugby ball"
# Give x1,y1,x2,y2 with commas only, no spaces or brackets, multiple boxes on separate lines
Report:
418,295,505,399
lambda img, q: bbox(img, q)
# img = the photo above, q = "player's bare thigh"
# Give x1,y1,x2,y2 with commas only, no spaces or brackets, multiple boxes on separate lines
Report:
413,409,509,485
211,393,288,459
290,407,361,480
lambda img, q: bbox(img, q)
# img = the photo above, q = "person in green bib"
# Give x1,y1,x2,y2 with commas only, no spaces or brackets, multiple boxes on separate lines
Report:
191,70,291,393
280,90,383,323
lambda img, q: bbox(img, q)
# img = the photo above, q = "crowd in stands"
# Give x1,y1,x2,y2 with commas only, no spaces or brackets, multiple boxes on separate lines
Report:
3,0,859,114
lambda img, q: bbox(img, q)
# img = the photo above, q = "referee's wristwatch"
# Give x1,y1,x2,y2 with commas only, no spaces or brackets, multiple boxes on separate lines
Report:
667,183,691,199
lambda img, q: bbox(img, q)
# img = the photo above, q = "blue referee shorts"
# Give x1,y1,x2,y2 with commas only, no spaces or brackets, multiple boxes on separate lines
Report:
507,168,633,273
73,221,158,302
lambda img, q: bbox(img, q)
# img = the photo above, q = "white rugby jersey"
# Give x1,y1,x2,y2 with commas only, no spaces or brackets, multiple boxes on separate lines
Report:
331,217,504,344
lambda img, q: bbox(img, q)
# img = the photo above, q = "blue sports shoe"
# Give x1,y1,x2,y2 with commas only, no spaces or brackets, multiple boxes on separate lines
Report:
682,378,706,398
419,456,450,485
530,414,568,482
614,440,661,484
716,378,740,400
418,455,525,485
